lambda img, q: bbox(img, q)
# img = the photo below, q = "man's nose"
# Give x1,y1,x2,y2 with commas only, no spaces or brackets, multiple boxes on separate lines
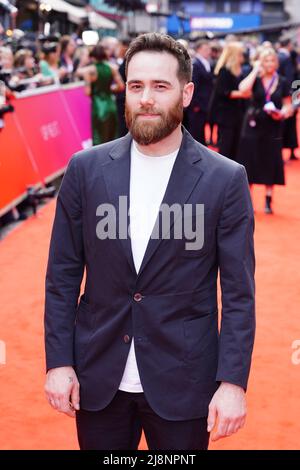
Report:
140,89,154,106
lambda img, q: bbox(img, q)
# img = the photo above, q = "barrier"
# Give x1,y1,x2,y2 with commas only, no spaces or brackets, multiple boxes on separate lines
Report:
0,83,92,217
62,83,92,151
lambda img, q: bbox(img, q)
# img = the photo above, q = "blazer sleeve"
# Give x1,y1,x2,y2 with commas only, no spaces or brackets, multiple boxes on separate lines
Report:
216,165,255,390
44,155,85,371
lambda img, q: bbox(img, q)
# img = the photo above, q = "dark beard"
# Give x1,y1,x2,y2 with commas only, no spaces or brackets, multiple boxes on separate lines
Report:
125,97,183,145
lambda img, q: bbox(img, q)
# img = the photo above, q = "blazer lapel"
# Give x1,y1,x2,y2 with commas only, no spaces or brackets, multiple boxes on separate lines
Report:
101,133,136,273
137,129,204,277
101,129,205,278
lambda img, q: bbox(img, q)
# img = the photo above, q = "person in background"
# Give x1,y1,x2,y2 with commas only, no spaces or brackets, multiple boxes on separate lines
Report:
116,37,131,137
0,47,20,90
9,48,40,90
73,45,90,72
177,38,194,59
278,37,294,86
59,35,76,83
238,48,292,214
186,39,213,145
278,37,299,161
75,42,124,145
206,41,222,147
213,42,250,160
14,48,36,76
101,36,119,65
0,46,14,73
177,39,192,131
39,42,68,84
262,41,273,49
242,48,252,76
225,34,238,43
0,22,4,46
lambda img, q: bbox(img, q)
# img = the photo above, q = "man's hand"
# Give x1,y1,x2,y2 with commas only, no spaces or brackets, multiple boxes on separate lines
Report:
45,366,80,418
207,382,247,441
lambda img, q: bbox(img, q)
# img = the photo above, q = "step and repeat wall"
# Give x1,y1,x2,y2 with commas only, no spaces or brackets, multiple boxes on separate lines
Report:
0,83,92,217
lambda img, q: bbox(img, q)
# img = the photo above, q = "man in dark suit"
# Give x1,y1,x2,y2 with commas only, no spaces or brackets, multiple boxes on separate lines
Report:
278,37,294,87
116,37,131,137
186,39,214,145
44,33,255,450
278,37,299,161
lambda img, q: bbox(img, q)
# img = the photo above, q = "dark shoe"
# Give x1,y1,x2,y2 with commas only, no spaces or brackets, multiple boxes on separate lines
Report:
18,213,28,221
290,152,299,161
265,195,273,214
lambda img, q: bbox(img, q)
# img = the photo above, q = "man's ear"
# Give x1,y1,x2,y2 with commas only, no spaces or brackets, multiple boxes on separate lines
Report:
182,82,194,108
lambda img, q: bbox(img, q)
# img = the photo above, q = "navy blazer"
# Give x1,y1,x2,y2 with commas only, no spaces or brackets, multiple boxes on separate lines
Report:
45,129,255,420
278,52,295,89
189,57,214,112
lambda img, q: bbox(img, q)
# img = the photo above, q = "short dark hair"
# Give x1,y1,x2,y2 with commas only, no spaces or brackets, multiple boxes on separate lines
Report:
42,42,58,55
194,39,210,51
89,43,107,62
279,37,291,48
119,36,131,48
125,33,192,83
14,48,33,68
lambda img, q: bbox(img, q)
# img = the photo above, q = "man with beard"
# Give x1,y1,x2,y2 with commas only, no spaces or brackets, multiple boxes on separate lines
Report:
44,33,255,450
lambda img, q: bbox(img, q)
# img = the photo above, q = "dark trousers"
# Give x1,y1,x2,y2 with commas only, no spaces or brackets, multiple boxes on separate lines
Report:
76,391,209,450
186,110,207,145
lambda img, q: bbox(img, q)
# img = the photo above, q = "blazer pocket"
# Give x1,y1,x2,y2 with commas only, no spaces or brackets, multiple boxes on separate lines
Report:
183,312,218,383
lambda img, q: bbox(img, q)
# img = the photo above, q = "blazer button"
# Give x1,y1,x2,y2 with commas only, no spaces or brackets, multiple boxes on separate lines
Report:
123,334,131,343
134,293,142,302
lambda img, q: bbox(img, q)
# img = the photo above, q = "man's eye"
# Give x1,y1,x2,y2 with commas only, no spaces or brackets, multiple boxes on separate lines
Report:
130,85,141,90
155,85,166,90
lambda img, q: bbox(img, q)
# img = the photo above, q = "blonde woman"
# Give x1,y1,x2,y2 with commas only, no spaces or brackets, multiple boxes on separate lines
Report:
212,41,250,160
237,48,292,214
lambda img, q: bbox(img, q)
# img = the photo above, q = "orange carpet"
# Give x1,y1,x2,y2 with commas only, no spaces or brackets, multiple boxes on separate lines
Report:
0,156,300,450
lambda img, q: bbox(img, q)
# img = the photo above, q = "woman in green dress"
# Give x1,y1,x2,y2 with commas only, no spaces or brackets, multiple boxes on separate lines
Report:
76,43,125,145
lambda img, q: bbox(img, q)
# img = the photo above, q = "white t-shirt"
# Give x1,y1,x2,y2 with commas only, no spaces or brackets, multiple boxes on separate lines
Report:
118,140,179,393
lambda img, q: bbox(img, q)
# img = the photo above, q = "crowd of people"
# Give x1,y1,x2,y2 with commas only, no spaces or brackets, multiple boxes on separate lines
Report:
1,26,300,223
184,35,300,214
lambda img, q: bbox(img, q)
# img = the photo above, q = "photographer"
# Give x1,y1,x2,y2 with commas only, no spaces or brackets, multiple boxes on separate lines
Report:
9,48,44,91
